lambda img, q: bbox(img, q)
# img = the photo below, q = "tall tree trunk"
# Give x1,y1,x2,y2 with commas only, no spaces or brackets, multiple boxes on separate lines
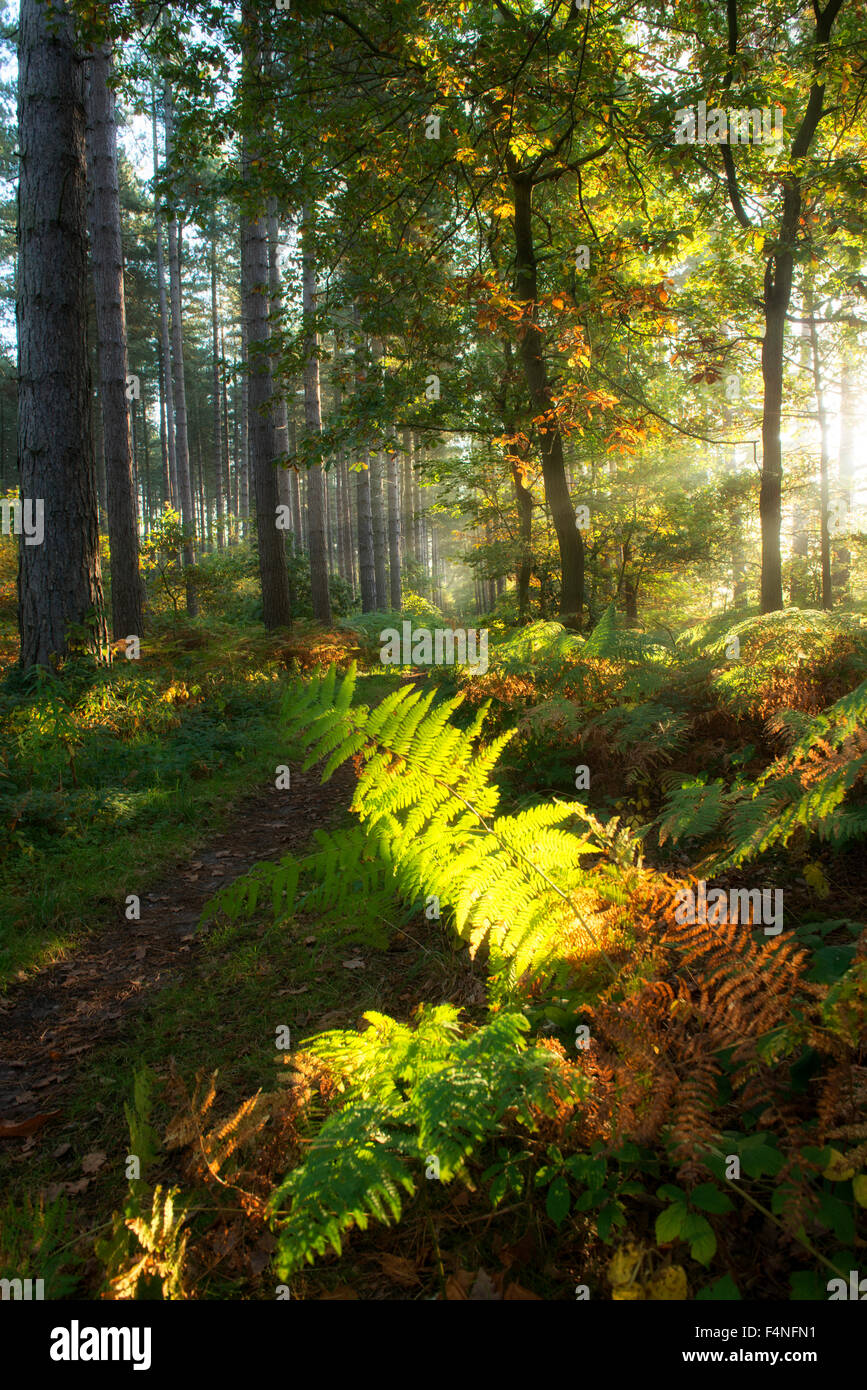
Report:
239,317,250,533
157,333,169,506
752,0,844,611
18,0,107,667
163,85,197,615
240,152,292,630
502,340,533,623
152,87,176,509
301,202,331,622
413,433,424,571
287,395,302,548
142,390,151,537
370,450,388,606
220,324,232,541
267,203,292,524
341,455,355,590
85,43,142,640
387,444,402,610
210,231,224,548
510,173,583,625
834,349,855,593
401,427,415,566
333,376,347,580
356,462,376,611
806,292,832,610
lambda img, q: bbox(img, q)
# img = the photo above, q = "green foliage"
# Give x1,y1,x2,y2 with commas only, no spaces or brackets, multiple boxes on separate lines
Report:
0,1191,80,1299
259,663,637,985
272,1006,576,1275
97,1067,190,1300
201,823,396,947
654,678,867,867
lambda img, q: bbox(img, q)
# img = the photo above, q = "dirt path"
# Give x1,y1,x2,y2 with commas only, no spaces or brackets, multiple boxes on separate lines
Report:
0,761,356,1145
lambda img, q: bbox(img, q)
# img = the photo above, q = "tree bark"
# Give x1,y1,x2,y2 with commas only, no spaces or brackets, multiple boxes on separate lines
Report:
387,442,402,610
511,172,583,625
210,230,224,548
240,151,292,630
401,427,415,566
267,203,293,524
163,85,197,615
806,292,833,609
833,348,855,593
239,317,250,532
17,0,107,667
152,86,176,509
370,449,388,607
301,202,331,623
85,43,143,640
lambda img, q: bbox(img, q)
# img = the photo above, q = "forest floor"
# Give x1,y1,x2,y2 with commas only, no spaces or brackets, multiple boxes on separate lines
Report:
0,704,513,1300
2,598,865,1301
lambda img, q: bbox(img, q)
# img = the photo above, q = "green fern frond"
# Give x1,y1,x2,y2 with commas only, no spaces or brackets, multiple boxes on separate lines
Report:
272,1007,577,1278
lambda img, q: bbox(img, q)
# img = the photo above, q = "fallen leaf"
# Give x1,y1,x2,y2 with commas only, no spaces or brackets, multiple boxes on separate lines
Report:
81,1151,107,1174
342,959,365,970
377,1253,420,1286
52,1142,72,1158
65,1178,89,1195
504,1281,542,1300
135,946,147,960
12,1092,36,1106
318,1285,358,1300
43,1183,65,1202
0,1111,60,1139
469,1268,501,1300
446,1269,474,1300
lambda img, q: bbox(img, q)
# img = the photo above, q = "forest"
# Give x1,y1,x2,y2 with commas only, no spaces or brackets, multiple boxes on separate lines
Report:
0,0,866,1335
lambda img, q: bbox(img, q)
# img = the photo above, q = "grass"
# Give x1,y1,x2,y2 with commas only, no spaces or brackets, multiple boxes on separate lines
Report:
0,606,397,986
0,836,476,1298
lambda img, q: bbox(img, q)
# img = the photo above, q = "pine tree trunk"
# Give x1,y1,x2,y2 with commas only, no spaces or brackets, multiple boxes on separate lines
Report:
387,444,402,610
240,153,291,630
220,325,232,541
356,461,376,611
401,427,415,565
239,317,250,533
267,203,292,521
152,87,176,509
18,0,107,667
834,350,855,593
85,43,143,640
412,432,424,572
301,203,331,622
163,85,197,615
210,232,224,548
287,397,302,548
807,293,833,610
341,455,355,590
370,450,388,607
